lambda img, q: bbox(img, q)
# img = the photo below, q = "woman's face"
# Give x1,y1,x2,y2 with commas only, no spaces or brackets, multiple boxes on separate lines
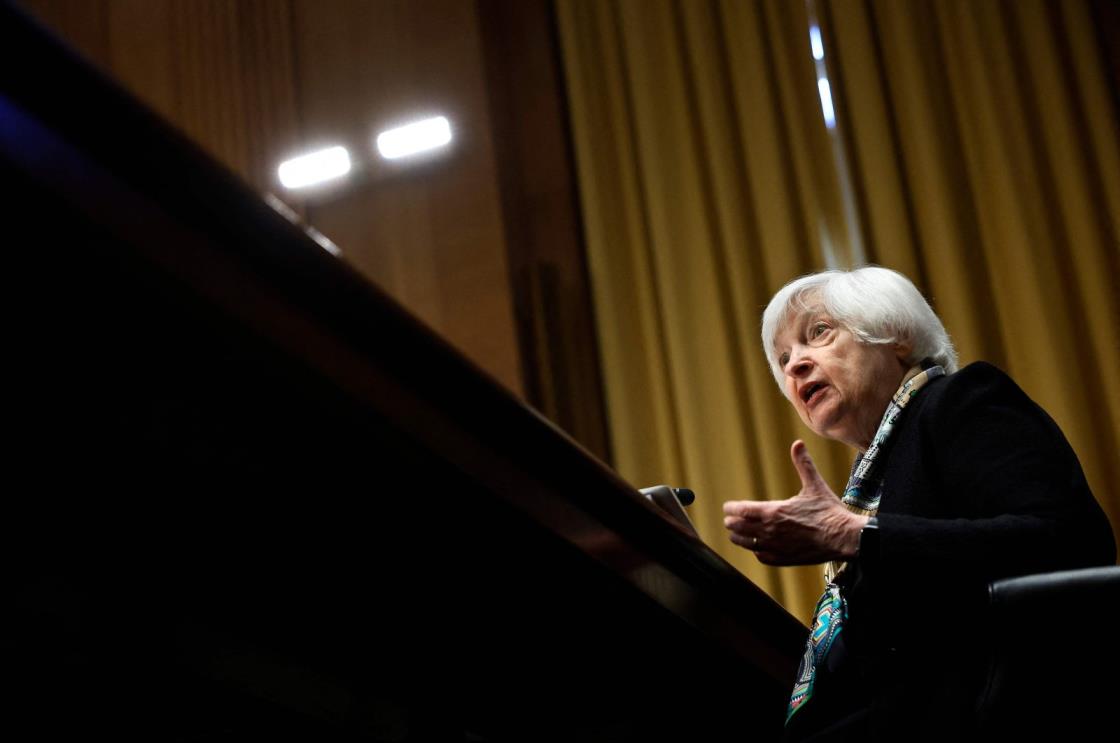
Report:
774,310,911,450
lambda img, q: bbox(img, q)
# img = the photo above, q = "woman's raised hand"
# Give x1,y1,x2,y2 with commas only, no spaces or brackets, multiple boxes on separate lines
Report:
722,440,867,565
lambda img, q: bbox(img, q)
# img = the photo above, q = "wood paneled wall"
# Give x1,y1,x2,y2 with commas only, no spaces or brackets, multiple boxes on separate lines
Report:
23,0,302,193
477,0,611,460
18,0,506,389
20,0,611,460
290,0,520,396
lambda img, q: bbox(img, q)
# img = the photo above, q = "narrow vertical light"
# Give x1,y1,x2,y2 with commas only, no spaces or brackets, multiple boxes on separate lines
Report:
810,25,825,60
817,77,836,129
278,146,351,189
376,116,452,160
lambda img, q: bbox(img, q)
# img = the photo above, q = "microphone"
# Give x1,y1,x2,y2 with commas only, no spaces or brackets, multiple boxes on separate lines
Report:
671,487,695,506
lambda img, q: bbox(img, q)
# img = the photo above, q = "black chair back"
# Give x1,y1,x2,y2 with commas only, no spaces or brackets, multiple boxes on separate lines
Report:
979,565,1120,736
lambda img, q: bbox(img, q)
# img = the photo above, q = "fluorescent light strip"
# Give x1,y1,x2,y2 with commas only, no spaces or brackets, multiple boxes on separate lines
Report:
278,146,351,189
376,116,452,160
810,25,825,61
818,77,836,129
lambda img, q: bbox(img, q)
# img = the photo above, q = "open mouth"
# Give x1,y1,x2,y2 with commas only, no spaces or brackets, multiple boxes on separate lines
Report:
801,382,827,405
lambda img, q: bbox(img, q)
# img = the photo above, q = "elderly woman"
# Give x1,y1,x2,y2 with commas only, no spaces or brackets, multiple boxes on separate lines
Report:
722,267,1114,741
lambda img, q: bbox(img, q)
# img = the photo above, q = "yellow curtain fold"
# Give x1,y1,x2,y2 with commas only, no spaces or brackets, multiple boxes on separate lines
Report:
556,0,1120,624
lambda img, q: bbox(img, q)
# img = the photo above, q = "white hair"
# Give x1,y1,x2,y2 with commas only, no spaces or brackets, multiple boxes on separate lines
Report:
760,266,959,391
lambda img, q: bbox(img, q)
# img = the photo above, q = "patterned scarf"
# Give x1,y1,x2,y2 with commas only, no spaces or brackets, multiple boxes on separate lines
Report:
786,364,945,724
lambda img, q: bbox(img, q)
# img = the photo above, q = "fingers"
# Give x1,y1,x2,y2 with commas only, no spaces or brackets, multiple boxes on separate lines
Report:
790,439,825,490
729,532,759,550
723,502,766,542
722,511,753,532
723,500,764,551
730,533,780,563
722,500,763,519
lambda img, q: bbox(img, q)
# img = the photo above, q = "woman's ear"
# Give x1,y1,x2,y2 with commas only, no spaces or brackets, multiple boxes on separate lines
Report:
893,340,913,363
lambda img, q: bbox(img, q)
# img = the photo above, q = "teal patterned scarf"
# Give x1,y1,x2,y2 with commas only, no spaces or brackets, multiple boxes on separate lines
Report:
786,364,945,724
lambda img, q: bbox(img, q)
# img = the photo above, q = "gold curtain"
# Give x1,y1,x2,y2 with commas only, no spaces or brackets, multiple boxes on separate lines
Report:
556,0,1120,624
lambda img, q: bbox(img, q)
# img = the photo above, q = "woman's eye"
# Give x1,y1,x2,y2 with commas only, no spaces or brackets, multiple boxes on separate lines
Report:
779,352,790,367
810,323,829,339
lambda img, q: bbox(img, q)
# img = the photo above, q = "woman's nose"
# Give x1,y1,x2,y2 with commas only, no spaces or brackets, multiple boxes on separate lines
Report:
788,351,813,376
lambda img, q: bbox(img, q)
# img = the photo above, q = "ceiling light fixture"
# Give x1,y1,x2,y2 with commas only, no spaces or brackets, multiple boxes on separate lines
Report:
278,146,351,189
376,116,452,160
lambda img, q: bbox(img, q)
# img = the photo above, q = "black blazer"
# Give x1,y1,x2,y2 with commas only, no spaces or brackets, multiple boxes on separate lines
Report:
787,362,1115,742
